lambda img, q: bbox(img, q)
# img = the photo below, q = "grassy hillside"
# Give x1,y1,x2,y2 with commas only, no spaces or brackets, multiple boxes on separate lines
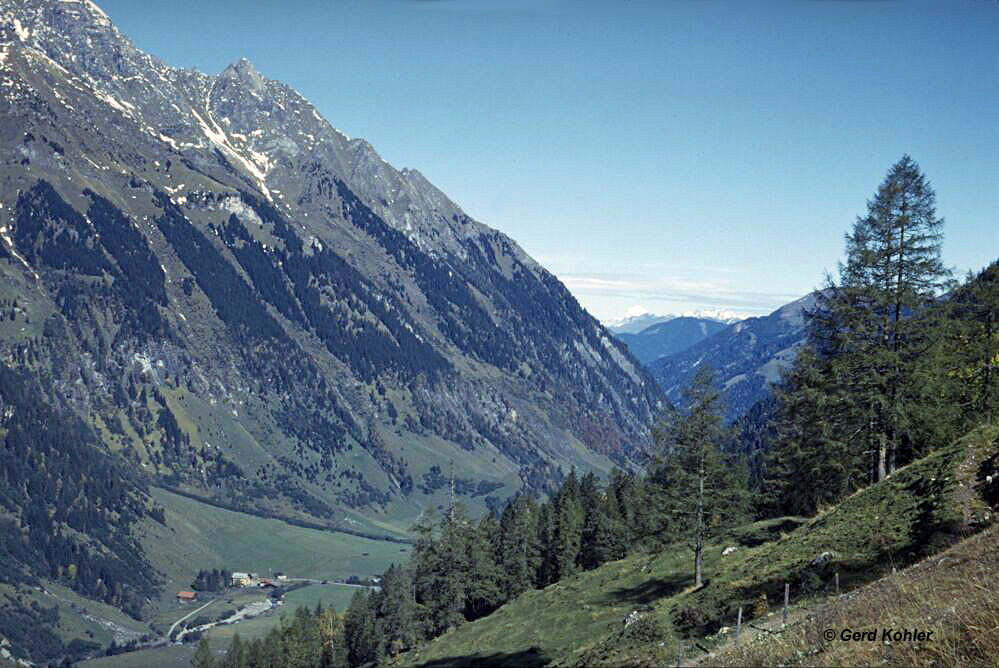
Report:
79,645,198,668
703,524,999,666
402,424,998,667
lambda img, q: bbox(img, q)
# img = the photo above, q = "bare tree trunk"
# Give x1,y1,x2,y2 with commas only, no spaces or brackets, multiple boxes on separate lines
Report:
695,459,705,588
986,310,995,424
694,542,703,588
877,432,887,483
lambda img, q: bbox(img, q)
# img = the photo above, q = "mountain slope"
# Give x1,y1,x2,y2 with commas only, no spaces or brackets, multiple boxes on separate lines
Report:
614,316,727,365
648,293,814,419
706,524,999,666
402,424,998,667
0,363,160,664
0,0,662,537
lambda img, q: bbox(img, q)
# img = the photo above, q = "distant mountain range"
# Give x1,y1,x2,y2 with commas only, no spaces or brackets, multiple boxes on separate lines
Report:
606,309,741,335
647,293,815,420
612,316,728,365
606,313,675,334
607,299,812,421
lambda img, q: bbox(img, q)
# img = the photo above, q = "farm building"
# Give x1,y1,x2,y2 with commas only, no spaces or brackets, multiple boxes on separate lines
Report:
176,591,198,602
231,572,259,587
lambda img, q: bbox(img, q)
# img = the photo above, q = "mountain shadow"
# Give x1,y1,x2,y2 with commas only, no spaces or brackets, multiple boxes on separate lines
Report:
416,647,550,667
604,574,693,605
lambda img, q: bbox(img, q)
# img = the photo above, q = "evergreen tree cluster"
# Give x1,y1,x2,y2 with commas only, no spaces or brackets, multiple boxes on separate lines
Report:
0,363,160,662
13,181,168,342
192,569,232,593
762,156,998,516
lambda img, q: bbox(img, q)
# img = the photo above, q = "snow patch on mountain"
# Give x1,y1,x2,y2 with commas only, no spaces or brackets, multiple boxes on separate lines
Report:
191,107,273,200
13,18,30,41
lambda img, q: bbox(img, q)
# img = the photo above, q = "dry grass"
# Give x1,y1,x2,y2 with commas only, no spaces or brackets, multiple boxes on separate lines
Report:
706,526,999,667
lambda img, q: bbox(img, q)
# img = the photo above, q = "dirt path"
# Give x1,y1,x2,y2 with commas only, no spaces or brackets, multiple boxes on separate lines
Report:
167,598,215,639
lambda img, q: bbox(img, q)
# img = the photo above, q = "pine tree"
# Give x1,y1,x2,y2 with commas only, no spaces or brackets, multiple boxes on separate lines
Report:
284,605,325,668
949,263,999,424
534,501,555,588
192,636,215,668
764,346,864,515
608,468,651,547
464,517,503,619
219,633,244,668
551,469,583,581
655,365,749,587
819,155,951,481
318,606,348,667
498,494,540,599
343,590,381,667
411,505,469,637
579,472,628,569
374,564,416,655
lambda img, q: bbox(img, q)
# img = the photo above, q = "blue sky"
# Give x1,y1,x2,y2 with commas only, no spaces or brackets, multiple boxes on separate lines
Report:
97,0,999,322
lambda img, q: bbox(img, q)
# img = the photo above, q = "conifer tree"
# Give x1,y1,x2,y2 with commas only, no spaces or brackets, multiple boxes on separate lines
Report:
498,494,540,599
344,590,381,667
577,471,627,569
655,366,749,587
764,346,865,515
534,501,556,588
411,505,471,637
192,636,215,668
948,263,999,424
219,633,244,668
284,605,325,668
551,469,583,581
818,155,951,481
318,606,348,667
464,517,503,619
374,564,416,655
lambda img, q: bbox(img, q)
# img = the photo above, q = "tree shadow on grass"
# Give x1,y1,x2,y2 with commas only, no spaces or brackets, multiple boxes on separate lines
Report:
416,647,550,667
603,574,692,605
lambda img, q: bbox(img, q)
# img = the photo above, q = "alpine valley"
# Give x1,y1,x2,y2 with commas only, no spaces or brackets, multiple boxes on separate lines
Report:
0,0,662,661
3,3,997,668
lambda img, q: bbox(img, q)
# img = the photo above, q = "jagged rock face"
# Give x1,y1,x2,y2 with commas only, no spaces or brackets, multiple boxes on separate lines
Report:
648,294,815,420
0,0,661,527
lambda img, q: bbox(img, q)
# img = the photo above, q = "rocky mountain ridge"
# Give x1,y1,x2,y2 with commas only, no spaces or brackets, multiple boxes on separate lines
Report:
0,0,662,531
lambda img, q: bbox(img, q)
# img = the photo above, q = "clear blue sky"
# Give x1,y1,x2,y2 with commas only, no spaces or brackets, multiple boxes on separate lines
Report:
97,0,999,322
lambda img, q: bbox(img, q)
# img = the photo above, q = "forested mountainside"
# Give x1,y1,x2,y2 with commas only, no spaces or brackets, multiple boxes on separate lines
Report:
0,363,162,663
648,294,814,420
0,0,662,534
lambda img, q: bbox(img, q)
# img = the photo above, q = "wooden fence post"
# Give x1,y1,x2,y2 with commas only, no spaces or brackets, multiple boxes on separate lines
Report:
783,583,789,624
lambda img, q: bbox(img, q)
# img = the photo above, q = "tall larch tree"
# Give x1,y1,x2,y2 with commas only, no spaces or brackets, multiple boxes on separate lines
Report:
655,365,749,587
819,155,951,481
